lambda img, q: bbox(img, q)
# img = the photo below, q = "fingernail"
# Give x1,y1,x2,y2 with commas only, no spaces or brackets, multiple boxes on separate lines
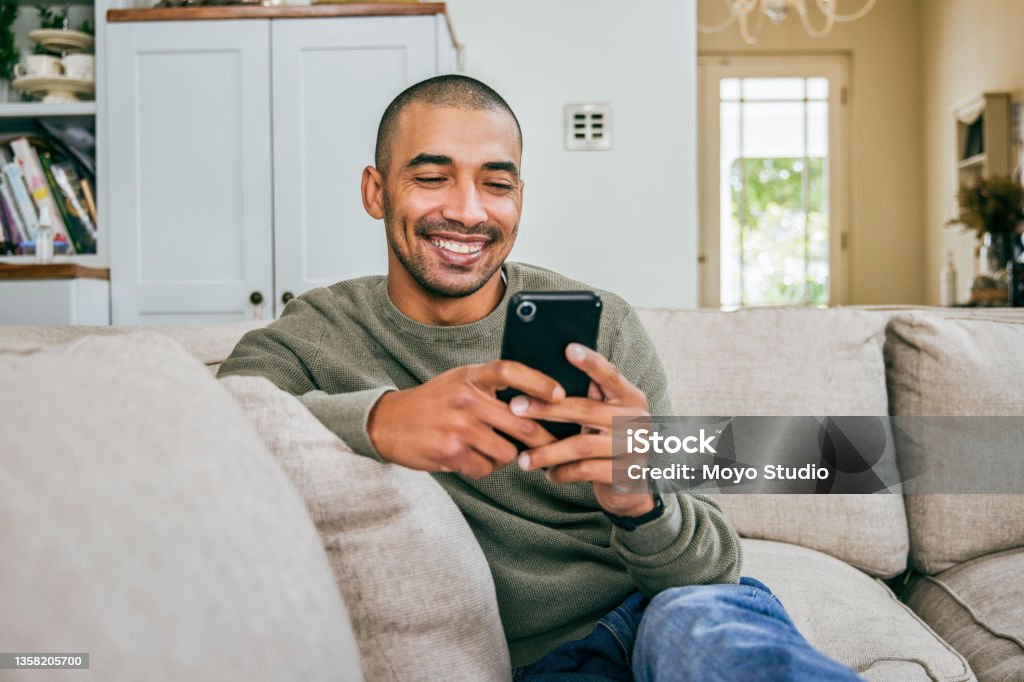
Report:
544,469,554,482
567,343,586,362
510,395,529,415
518,453,531,470
552,384,566,401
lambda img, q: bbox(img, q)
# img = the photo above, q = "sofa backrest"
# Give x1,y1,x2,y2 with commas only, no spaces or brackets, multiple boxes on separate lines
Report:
0,322,266,373
884,310,1024,574
0,332,362,681
637,307,909,578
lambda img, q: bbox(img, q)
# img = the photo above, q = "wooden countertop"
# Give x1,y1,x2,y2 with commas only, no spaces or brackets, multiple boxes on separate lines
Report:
109,2,445,23
108,3,457,47
0,263,110,281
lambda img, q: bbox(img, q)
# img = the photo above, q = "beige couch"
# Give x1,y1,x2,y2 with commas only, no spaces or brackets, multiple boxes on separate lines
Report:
1,307,1022,681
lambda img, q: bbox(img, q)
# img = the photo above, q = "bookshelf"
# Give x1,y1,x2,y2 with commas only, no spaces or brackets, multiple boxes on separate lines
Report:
0,0,103,272
953,92,1016,187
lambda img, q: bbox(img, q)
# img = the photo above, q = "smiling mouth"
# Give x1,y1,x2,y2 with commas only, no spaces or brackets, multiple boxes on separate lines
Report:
429,237,485,255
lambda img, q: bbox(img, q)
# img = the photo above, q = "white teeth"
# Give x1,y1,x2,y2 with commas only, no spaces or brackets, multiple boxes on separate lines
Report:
430,238,484,255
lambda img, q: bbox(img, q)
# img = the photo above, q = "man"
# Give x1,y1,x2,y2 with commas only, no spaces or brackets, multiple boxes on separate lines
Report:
218,75,861,681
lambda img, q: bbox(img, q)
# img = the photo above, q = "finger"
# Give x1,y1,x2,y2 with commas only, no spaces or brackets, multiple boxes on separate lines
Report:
509,395,639,431
449,450,498,480
545,458,613,486
518,433,611,471
587,381,605,401
471,360,565,402
470,426,520,467
565,344,643,404
475,395,558,450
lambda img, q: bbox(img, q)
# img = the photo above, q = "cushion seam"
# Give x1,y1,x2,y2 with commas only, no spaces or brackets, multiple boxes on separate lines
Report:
920,575,1024,651
874,576,973,681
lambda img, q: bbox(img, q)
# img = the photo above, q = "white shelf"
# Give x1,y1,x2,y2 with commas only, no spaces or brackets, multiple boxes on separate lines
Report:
0,101,97,118
957,153,986,169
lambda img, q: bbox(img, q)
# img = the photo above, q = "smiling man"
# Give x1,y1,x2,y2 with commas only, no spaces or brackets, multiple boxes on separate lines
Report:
218,75,861,681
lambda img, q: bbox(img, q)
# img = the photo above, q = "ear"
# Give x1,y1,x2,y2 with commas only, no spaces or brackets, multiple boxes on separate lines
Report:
361,166,385,219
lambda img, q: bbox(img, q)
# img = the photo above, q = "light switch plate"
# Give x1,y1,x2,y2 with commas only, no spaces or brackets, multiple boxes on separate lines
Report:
565,103,612,151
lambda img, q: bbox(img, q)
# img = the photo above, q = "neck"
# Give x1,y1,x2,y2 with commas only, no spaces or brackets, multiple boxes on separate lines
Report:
387,264,506,326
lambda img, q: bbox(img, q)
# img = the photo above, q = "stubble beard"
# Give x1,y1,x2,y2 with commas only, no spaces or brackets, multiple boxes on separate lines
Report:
382,190,513,299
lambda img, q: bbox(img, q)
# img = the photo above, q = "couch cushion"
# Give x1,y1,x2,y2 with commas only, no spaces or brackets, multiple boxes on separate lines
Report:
904,548,1024,682
0,333,361,682
220,375,511,682
743,539,973,681
638,308,908,578
0,322,265,371
884,312,1024,573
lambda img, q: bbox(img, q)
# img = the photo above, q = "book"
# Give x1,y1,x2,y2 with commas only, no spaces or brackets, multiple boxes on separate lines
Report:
0,173,26,246
52,162,97,239
10,137,75,254
0,199,11,253
40,150,96,255
2,159,39,241
80,178,97,226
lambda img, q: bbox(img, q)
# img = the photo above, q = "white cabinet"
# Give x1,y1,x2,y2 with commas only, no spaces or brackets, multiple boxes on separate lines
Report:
271,17,437,303
107,20,275,325
107,13,455,325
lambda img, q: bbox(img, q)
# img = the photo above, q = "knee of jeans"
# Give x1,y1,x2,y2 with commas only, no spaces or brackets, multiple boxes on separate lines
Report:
649,583,735,613
645,581,776,630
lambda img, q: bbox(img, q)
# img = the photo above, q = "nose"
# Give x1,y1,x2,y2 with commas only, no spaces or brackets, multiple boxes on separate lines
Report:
441,180,488,227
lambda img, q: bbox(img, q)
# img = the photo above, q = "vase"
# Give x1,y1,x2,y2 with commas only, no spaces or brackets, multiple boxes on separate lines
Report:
981,232,1013,274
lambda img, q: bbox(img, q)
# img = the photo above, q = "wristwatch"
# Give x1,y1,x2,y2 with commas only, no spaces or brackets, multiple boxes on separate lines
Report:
603,495,665,531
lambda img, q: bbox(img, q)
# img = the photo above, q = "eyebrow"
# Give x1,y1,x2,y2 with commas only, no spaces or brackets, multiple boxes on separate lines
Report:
405,154,520,179
407,153,453,168
482,161,520,178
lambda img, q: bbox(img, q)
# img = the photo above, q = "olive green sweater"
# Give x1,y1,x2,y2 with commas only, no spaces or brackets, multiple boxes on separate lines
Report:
217,262,741,667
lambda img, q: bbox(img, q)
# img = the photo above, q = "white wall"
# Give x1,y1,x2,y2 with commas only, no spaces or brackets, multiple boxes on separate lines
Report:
444,0,699,308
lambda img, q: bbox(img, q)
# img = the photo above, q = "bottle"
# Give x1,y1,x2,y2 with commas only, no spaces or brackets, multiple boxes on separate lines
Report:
940,251,958,306
1012,261,1024,307
35,206,54,264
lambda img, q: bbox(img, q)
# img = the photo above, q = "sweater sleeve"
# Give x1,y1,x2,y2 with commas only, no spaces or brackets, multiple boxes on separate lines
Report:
606,305,743,595
216,298,395,459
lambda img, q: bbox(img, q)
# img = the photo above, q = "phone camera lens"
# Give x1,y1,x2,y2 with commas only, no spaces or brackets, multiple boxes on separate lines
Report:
517,300,537,322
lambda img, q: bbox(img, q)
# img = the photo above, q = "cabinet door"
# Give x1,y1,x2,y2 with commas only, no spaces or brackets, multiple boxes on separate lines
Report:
271,17,438,315
107,21,273,325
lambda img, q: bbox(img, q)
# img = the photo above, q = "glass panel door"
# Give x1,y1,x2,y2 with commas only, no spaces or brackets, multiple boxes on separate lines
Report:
699,58,848,308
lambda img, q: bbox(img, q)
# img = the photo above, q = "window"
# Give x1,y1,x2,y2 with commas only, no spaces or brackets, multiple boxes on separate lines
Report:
699,56,849,308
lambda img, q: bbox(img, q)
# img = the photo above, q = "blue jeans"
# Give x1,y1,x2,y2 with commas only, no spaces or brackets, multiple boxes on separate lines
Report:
513,577,862,681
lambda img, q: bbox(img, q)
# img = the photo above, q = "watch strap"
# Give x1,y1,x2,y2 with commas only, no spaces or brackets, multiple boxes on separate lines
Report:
603,495,665,531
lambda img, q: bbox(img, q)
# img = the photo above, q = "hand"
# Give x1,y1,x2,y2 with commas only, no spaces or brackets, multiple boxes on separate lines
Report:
368,361,561,478
511,343,655,518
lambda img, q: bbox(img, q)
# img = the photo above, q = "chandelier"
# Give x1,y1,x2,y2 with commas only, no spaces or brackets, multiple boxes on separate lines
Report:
699,0,877,45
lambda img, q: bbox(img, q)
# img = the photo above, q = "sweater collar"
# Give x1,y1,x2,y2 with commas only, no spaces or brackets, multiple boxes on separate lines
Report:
376,263,521,342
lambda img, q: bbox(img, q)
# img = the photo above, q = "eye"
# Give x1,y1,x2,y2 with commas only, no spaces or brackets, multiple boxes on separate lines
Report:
485,182,514,192
415,176,446,185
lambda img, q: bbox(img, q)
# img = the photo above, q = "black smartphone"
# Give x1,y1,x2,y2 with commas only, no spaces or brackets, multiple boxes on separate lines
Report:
498,291,603,444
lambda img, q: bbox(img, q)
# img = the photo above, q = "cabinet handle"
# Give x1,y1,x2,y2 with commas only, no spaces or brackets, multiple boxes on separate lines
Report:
281,291,294,305
250,291,264,321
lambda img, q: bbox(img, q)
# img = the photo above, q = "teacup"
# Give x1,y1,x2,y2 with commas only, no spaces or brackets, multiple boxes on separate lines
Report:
14,55,63,79
61,54,95,81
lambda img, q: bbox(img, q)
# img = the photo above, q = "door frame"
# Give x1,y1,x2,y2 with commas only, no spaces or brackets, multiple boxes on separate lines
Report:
697,54,851,308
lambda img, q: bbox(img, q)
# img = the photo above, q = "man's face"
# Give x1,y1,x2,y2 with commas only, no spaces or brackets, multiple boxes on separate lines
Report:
378,103,523,298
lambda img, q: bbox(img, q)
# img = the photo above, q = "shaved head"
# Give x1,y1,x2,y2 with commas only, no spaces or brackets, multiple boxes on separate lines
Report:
375,75,522,177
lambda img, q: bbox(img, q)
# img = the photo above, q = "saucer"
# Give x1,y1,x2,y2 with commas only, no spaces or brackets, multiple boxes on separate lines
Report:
29,29,95,54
